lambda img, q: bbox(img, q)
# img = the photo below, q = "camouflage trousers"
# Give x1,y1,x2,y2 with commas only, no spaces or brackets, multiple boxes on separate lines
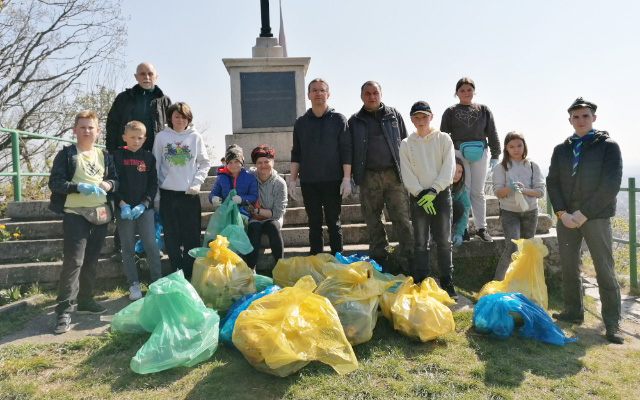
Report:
359,168,414,261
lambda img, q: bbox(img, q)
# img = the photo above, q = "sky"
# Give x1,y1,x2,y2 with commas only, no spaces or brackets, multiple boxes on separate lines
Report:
120,0,640,178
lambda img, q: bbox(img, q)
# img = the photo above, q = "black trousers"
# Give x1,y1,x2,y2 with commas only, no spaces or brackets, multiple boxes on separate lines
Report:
244,220,284,269
300,180,343,255
159,189,201,280
56,212,108,315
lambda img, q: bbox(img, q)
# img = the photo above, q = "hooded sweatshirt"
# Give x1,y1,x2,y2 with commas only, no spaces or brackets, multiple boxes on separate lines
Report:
152,125,211,192
399,128,456,196
248,167,288,224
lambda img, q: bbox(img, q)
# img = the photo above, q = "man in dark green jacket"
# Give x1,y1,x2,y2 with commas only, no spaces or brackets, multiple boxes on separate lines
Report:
547,97,624,344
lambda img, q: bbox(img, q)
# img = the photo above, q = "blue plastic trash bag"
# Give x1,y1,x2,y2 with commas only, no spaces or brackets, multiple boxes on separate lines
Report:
135,210,164,254
473,292,578,346
111,270,220,373
335,252,382,272
219,285,281,348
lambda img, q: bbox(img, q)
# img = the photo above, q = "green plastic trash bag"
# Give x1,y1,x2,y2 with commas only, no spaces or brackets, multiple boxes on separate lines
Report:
111,298,146,334
203,189,253,255
254,274,274,292
110,270,220,374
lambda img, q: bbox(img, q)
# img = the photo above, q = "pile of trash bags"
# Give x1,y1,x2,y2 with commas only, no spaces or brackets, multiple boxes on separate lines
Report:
110,238,578,377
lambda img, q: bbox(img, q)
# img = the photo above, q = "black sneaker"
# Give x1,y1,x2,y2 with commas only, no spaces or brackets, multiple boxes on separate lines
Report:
476,229,493,242
605,327,624,344
54,313,71,334
440,277,458,300
76,301,107,314
551,311,584,324
462,229,470,242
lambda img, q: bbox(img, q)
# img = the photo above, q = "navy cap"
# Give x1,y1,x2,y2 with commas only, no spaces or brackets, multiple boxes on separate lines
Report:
410,101,432,116
568,97,597,113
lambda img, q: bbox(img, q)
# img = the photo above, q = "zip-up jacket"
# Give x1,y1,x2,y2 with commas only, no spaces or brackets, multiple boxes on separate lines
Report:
209,167,258,215
48,145,118,213
348,104,407,185
112,147,157,209
106,85,171,152
291,107,352,183
547,130,622,219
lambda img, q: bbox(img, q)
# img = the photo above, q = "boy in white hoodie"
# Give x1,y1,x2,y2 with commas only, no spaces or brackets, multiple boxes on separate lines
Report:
399,101,456,298
152,102,210,280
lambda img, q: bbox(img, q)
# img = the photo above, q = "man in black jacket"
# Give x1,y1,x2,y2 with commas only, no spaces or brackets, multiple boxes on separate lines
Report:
547,97,624,344
289,78,352,255
106,62,171,260
349,81,414,271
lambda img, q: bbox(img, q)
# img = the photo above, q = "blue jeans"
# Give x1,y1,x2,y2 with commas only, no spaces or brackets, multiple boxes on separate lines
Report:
410,187,452,282
495,208,538,280
116,208,162,286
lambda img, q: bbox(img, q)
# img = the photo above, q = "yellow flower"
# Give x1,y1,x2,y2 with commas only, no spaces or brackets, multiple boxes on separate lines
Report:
0,225,5,230
13,233,20,238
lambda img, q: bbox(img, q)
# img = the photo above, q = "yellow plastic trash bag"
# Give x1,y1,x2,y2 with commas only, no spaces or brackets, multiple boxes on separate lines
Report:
315,261,395,345
380,277,456,342
232,275,358,377
191,235,256,314
477,238,549,309
272,253,338,287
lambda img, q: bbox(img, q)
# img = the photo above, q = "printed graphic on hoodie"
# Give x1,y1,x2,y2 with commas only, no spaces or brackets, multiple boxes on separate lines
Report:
163,141,193,166
454,106,481,128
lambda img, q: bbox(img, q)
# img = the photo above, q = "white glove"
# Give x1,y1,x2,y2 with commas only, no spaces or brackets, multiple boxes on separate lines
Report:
288,181,301,202
232,195,242,204
560,212,580,229
210,196,222,210
185,184,200,195
340,178,352,200
573,210,588,227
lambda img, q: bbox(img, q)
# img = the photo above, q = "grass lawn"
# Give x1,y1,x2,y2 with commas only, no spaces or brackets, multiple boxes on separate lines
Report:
1,287,638,400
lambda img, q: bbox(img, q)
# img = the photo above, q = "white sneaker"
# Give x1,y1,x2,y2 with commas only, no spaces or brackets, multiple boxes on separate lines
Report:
129,283,142,301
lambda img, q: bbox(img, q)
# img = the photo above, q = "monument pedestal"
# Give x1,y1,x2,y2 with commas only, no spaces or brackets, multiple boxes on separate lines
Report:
222,55,310,165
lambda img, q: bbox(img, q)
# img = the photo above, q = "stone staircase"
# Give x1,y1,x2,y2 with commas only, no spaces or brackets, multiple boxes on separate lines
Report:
0,164,559,289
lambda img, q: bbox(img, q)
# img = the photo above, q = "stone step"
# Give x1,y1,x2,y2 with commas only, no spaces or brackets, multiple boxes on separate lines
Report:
0,232,560,289
6,196,504,221
0,213,552,263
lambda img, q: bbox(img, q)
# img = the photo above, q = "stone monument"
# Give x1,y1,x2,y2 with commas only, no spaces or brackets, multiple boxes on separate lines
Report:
222,0,310,168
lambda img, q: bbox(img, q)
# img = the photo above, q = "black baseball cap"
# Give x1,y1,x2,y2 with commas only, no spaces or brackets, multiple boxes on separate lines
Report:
410,101,432,116
567,97,597,113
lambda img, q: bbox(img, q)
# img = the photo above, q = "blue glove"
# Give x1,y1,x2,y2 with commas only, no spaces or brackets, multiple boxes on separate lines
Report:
508,178,523,193
130,204,146,219
78,183,106,196
452,234,463,247
120,204,132,220
489,158,498,170
417,189,437,215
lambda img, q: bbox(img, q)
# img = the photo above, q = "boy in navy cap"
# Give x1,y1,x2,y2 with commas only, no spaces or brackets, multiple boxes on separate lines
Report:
399,101,456,298
547,97,624,344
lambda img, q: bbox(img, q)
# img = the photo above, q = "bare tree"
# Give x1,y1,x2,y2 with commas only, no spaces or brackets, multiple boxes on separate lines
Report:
0,0,127,164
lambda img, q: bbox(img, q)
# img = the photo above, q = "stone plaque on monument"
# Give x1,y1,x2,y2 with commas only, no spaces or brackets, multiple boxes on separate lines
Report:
240,71,296,128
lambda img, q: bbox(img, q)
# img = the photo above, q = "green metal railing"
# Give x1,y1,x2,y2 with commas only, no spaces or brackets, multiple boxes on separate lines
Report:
614,178,638,290
0,127,103,201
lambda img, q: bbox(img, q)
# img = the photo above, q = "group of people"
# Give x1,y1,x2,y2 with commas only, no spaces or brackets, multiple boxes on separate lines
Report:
47,62,624,344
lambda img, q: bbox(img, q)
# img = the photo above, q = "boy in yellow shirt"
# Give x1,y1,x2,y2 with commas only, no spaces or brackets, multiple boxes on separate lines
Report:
48,110,118,334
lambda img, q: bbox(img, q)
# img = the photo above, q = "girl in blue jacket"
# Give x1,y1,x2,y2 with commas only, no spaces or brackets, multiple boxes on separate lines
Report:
451,157,471,246
209,144,258,217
